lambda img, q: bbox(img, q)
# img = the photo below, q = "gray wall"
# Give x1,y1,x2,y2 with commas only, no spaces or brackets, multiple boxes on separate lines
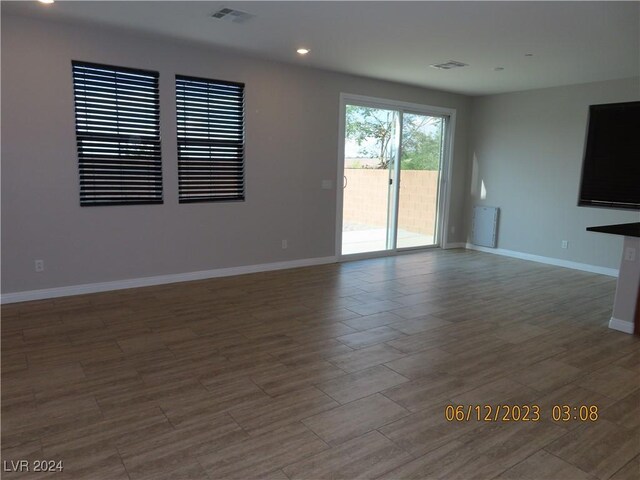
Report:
1,15,471,293
467,78,639,269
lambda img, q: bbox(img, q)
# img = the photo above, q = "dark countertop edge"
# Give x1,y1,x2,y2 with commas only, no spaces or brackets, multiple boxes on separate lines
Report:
586,222,640,238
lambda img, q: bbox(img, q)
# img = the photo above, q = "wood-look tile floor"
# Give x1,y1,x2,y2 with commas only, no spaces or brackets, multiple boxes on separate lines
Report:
2,249,639,479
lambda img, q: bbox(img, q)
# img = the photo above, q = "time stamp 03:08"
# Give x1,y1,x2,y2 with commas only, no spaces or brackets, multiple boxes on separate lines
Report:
1,405,600,474
444,404,600,423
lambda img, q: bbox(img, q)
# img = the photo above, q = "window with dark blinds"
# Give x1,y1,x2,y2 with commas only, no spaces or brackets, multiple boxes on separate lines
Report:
176,75,245,203
72,61,162,206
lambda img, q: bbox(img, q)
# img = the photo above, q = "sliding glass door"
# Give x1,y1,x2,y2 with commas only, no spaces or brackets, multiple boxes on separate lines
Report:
397,113,445,249
341,106,399,255
340,99,448,256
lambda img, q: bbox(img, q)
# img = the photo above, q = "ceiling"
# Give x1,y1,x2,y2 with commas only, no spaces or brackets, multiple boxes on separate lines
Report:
3,1,639,96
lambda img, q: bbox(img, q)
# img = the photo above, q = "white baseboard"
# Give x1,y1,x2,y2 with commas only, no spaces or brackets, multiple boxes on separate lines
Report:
609,317,635,334
443,242,466,249
1,256,338,304
465,243,618,277
1,245,619,304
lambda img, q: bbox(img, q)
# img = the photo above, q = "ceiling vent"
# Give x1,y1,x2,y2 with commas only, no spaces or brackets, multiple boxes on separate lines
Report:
211,7,254,24
430,61,469,70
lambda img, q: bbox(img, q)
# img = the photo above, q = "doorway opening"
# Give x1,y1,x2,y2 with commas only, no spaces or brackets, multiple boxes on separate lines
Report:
337,95,455,258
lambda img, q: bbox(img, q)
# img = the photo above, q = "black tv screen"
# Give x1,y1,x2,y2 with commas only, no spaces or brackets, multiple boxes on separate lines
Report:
578,101,640,210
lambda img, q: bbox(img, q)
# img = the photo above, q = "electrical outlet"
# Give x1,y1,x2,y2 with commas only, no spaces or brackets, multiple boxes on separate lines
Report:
281,239,288,250
34,259,44,272
624,247,636,262
561,240,568,249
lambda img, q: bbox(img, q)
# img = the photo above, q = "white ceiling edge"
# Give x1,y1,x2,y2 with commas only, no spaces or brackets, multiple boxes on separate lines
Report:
2,1,639,96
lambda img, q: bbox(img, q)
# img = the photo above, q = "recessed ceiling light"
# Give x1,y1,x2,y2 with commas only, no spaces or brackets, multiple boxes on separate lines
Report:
38,0,54,4
296,48,310,55
494,67,504,71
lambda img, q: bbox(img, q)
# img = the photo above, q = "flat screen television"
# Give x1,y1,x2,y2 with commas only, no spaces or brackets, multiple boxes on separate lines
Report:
578,101,640,211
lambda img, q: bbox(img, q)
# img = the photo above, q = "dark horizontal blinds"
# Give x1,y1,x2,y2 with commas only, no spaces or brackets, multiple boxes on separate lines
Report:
176,75,245,203
72,61,162,206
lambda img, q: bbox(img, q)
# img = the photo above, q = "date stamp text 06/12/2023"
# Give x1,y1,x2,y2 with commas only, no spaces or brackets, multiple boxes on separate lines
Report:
444,404,599,423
